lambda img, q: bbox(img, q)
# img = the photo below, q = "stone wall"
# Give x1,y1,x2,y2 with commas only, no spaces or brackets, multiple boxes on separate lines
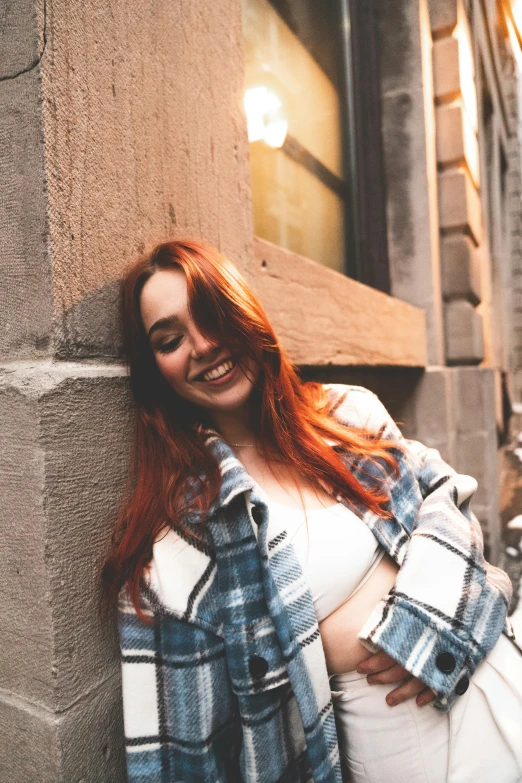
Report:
1,0,519,777
1,0,253,779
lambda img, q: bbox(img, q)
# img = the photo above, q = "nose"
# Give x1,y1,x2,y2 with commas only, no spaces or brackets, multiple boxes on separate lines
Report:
189,328,217,359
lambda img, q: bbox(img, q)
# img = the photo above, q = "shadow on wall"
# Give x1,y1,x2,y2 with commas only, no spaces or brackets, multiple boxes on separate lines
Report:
55,280,125,360
300,365,424,436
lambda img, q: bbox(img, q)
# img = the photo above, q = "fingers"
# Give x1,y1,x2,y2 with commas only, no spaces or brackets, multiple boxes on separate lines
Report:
356,652,438,708
366,663,409,685
356,651,396,675
385,677,429,706
416,688,437,707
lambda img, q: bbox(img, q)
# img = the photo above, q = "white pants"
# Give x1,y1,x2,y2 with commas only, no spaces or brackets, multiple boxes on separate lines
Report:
330,633,522,783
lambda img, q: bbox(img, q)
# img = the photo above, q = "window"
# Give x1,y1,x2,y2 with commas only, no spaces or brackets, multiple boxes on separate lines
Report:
242,0,390,291
242,0,348,273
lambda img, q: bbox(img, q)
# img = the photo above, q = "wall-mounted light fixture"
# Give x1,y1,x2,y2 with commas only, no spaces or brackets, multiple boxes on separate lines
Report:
244,85,289,149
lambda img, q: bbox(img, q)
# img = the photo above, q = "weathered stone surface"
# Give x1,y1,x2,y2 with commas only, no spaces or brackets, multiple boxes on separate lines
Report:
377,0,422,95
438,169,482,244
432,35,460,98
0,0,45,79
40,0,253,359
428,0,458,35
444,299,485,363
452,365,496,435
250,238,427,368
0,69,52,359
377,0,444,365
436,102,480,186
455,431,501,557
440,234,482,303
58,675,126,783
0,363,131,776
400,367,457,465
0,383,54,705
0,696,59,783
0,670,126,783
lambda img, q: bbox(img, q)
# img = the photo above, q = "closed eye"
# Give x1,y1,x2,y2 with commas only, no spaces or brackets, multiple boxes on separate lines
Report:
157,336,182,354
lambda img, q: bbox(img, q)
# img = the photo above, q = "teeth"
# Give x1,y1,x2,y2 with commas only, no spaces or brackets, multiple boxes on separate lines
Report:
202,359,234,382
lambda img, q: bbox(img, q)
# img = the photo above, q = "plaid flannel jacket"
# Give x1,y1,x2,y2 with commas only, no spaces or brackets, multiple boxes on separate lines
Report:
117,384,518,783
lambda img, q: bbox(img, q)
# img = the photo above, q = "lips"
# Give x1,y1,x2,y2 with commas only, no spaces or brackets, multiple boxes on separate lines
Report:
193,356,235,382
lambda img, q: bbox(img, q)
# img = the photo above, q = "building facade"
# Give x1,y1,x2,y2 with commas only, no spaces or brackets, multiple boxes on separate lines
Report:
1,0,521,778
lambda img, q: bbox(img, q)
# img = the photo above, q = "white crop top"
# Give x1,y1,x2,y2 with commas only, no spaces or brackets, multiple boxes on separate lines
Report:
252,485,386,622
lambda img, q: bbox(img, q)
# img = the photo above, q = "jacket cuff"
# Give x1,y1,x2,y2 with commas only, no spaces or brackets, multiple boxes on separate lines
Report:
356,595,475,712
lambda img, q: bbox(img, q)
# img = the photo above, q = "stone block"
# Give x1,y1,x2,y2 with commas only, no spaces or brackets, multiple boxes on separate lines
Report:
0,362,131,776
433,36,460,99
0,385,54,705
39,371,132,711
376,0,423,95
58,676,126,782
435,102,479,186
428,0,458,35
452,366,496,435
404,367,455,440
251,238,427,367
438,169,482,244
0,0,44,79
444,299,485,364
455,432,501,559
0,697,59,783
0,70,52,359
440,234,482,303
370,87,445,365
0,676,126,783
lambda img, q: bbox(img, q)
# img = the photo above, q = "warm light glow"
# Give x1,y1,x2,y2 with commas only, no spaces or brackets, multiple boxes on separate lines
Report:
455,16,478,133
244,85,289,149
513,0,522,31
263,120,289,148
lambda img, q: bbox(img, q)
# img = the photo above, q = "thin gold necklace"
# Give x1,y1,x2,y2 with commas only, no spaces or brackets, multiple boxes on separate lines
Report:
227,441,254,448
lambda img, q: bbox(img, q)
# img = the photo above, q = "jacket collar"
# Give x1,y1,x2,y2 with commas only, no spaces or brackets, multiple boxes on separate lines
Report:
198,426,342,517
198,427,257,515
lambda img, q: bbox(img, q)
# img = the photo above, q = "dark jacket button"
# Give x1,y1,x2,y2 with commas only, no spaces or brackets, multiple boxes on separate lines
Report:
455,676,469,695
251,506,262,525
249,655,269,679
435,652,456,673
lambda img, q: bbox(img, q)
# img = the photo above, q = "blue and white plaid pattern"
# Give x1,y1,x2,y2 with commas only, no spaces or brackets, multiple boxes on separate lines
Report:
118,384,518,782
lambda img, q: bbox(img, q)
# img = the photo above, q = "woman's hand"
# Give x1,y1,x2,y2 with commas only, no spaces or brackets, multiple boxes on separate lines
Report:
356,650,437,707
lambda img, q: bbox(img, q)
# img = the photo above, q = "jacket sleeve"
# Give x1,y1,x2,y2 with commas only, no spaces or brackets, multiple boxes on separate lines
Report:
328,384,515,712
117,587,241,782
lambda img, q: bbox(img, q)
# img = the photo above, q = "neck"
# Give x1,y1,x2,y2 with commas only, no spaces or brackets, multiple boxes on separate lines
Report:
210,403,257,447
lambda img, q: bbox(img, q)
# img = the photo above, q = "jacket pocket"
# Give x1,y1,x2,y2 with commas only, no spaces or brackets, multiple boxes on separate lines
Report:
223,616,291,696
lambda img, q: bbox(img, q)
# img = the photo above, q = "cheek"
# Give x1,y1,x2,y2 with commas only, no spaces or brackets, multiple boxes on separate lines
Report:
155,353,187,386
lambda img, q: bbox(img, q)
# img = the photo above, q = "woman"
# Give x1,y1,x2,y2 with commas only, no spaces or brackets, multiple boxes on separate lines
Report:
104,239,522,783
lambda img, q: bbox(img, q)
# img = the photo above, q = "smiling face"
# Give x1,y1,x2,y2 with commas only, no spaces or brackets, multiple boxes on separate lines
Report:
139,267,260,416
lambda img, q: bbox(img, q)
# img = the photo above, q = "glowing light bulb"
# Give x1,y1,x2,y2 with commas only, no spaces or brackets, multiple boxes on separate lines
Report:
244,85,289,149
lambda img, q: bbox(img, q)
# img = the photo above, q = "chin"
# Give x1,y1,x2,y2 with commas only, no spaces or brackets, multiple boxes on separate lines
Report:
213,387,255,411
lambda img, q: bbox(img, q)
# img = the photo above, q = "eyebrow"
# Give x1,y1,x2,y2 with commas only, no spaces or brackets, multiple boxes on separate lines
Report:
147,314,181,339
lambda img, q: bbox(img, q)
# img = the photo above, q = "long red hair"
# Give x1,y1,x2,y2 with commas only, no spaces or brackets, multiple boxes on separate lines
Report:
103,239,401,621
